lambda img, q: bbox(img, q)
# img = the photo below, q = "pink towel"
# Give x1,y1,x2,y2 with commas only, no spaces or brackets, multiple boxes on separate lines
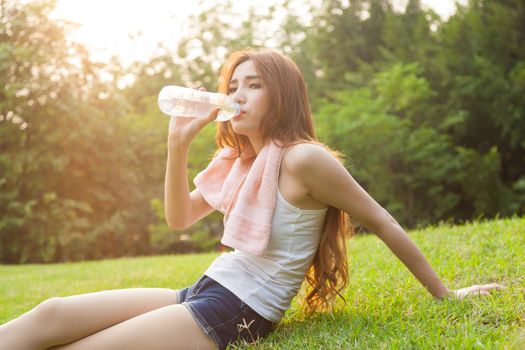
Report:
194,140,285,255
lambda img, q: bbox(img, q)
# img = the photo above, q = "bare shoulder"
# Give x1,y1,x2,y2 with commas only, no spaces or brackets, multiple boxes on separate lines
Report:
282,142,392,233
283,142,342,175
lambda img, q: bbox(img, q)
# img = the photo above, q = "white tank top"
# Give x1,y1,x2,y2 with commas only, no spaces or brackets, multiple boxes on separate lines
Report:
204,188,328,322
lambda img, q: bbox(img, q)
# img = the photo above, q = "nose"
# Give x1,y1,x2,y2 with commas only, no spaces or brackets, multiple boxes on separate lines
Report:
231,89,245,105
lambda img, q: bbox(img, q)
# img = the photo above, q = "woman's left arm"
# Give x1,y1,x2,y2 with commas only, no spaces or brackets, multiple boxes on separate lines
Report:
290,144,504,299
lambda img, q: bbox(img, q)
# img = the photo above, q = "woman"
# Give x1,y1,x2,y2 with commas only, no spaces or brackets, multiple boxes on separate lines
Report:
0,50,502,350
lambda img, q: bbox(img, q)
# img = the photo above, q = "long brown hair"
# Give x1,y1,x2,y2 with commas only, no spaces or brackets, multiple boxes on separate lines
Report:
216,49,354,314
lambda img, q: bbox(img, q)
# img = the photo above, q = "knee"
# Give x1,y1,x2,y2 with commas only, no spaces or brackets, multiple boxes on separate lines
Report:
0,297,65,349
33,297,63,324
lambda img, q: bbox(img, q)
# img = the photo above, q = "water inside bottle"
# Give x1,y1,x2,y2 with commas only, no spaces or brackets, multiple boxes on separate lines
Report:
158,88,239,121
216,103,239,121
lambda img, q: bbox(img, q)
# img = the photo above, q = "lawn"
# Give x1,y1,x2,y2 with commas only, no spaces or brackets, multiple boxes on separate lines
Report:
1,217,524,349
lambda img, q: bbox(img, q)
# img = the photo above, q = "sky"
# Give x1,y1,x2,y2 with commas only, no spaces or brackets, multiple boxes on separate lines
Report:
50,0,467,67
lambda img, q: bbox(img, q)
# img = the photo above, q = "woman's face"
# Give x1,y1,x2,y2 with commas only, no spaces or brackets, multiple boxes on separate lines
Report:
227,60,270,138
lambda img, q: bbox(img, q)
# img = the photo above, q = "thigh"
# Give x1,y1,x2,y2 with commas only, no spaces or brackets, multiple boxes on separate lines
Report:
40,287,179,347
48,304,216,350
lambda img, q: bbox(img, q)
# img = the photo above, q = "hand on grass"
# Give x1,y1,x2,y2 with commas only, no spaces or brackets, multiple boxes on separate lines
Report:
450,283,505,299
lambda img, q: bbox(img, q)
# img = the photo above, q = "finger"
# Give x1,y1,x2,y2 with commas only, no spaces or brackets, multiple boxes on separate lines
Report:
194,108,219,128
468,290,485,297
198,87,207,91
206,107,220,121
481,283,505,290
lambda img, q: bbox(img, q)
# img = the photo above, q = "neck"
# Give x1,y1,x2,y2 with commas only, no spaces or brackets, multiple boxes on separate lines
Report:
248,135,265,155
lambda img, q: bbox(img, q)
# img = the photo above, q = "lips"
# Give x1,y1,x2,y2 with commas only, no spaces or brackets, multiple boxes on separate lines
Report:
236,110,247,118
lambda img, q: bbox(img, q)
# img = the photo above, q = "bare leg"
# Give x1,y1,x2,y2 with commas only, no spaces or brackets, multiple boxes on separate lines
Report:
0,288,182,350
47,304,216,350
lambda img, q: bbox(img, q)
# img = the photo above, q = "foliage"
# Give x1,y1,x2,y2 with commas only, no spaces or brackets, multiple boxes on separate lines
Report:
0,0,149,262
0,0,524,262
309,0,525,227
316,62,514,227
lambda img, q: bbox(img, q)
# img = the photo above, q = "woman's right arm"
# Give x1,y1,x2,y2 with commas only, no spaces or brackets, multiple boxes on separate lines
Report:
164,107,219,230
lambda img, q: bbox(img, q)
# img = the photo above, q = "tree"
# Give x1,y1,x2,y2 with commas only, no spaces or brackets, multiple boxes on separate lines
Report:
0,0,149,262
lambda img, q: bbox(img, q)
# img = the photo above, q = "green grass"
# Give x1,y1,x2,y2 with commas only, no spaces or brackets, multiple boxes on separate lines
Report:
1,217,524,349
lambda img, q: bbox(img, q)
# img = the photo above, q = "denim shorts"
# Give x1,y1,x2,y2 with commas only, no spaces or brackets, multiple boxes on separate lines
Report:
176,275,276,350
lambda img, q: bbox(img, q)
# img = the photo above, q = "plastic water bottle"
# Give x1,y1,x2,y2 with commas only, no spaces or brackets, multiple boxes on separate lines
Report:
158,85,240,122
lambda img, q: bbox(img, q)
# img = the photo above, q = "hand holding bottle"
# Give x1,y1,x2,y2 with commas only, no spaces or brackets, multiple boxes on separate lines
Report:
167,87,220,149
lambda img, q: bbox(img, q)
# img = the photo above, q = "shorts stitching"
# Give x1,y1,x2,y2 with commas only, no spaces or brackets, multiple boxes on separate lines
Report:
175,288,184,304
207,301,245,329
186,276,208,299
